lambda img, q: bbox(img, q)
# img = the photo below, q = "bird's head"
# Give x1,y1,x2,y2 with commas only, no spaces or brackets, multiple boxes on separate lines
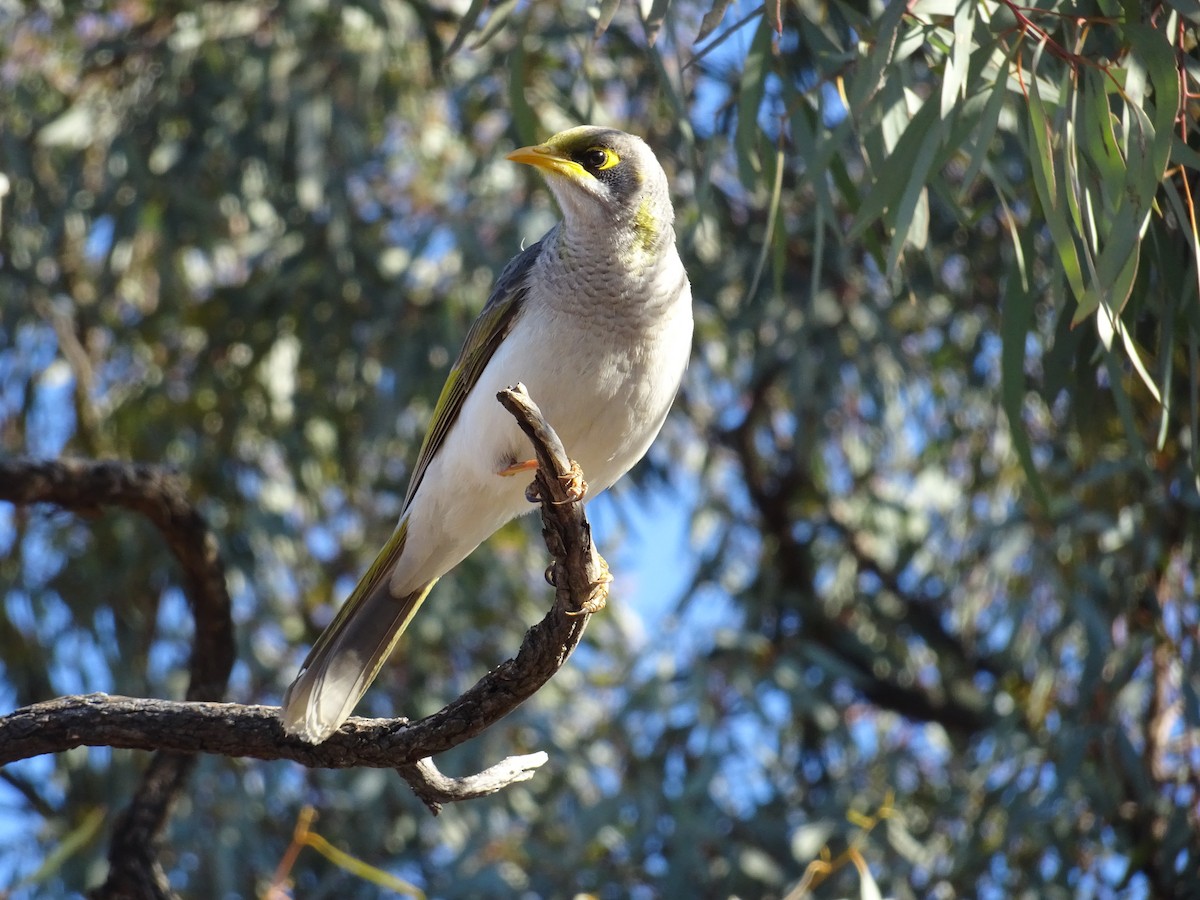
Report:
507,126,675,255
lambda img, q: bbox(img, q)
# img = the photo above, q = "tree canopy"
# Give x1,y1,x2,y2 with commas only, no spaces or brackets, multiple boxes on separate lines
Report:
1,0,1198,897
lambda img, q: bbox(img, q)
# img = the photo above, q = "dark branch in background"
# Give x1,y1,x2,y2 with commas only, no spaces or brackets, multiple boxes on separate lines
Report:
0,384,609,888
0,458,234,900
718,376,997,738
0,459,235,701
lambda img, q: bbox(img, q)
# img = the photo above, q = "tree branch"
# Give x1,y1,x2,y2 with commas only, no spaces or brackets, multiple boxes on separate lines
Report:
0,456,234,900
0,384,609,891
0,457,235,702
397,753,550,815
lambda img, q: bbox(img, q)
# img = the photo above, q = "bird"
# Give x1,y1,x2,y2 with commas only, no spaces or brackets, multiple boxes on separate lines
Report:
281,126,693,743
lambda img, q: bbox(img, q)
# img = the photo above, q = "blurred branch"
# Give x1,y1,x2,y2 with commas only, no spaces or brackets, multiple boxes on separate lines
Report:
266,806,427,899
821,507,1005,682
0,458,234,702
0,384,605,822
0,457,233,900
32,298,109,457
721,385,995,737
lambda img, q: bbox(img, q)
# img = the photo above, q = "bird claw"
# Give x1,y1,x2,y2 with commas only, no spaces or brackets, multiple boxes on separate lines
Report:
559,461,588,504
525,460,588,505
565,551,612,616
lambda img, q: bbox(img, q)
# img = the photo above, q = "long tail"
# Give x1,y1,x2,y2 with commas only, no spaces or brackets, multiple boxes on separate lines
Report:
281,520,436,743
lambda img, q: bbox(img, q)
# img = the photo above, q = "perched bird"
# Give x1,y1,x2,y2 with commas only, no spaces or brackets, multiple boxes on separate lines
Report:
281,126,693,743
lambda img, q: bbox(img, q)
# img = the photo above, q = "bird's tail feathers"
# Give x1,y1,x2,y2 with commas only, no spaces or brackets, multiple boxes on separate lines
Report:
281,519,435,743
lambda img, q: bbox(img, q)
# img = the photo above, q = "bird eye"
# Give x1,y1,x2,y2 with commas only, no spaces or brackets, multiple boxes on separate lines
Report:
582,147,619,172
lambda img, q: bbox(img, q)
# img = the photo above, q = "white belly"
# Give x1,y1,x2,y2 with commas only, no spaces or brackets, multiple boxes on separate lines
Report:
389,279,692,595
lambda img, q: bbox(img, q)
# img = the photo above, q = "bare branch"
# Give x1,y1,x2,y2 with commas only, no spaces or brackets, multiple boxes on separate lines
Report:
398,753,550,815
0,382,605,792
0,456,233,900
0,458,234,701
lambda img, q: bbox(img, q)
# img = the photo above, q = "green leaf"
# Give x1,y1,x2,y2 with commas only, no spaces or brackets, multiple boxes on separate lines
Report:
1076,24,1179,325
687,3,760,70
958,43,1015,198
1078,69,1124,188
848,96,942,241
1170,132,1200,171
1160,173,1200,261
940,0,976,118
507,35,537,145
1101,347,1151,463
1027,60,1087,306
735,14,772,187
847,0,908,111
1093,253,1161,408
469,0,520,50
1156,252,1177,449
885,116,942,275
1193,331,1200,489
1061,73,1086,239
1043,300,1087,401
874,77,911,160
746,140,785,302
1163,0,1200,24
1122,24,1179,207
16,807,106,890
1080,215,1143,327
1000,250,1051,511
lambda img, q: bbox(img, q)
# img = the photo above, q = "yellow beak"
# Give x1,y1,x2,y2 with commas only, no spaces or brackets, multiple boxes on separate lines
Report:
506,143,589,181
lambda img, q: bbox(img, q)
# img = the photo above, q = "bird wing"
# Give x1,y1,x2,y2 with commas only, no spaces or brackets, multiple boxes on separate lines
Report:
282,237,547,741
402,235,544,510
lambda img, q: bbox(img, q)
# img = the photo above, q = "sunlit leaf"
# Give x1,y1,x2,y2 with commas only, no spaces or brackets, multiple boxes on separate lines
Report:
594,0,622,39
848,96,942,241
884,113,942,275
696,0,734,42
957,44,1016,198
1026,53,1088,306
847,0,909,110
940,0,976,118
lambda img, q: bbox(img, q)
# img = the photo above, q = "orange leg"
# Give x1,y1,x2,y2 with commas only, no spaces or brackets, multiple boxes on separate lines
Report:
497,459,539,477
499,458,589,505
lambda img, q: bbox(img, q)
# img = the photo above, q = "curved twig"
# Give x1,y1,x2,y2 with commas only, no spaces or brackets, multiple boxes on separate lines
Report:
397,754,550,815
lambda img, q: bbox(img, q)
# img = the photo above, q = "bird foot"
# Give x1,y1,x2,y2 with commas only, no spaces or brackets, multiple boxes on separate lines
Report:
559,461,588,504
566,551,612,616
522,460,588,505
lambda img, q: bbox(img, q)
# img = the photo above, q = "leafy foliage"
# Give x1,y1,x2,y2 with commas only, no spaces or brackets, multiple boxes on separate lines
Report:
1,0,1198,897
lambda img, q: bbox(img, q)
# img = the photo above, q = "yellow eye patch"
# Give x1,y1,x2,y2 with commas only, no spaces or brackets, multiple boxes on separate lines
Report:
584,147,620,171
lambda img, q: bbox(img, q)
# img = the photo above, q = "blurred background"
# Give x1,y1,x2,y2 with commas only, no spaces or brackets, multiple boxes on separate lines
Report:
1,0,1198,896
